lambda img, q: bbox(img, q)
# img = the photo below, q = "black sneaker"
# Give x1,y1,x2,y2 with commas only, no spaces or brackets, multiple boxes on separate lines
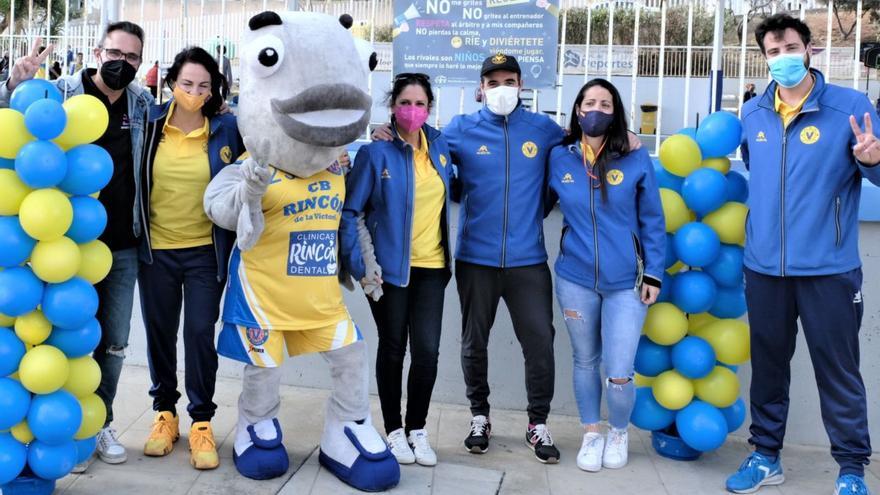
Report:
464,415,491,454
526,423,560,464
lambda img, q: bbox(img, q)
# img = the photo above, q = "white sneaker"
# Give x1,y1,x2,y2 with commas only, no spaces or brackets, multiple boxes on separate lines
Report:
408,429,437,467
386,428,415,464
577,432,604,472
95,427,127,464
602,429,629,469
70,454,95,474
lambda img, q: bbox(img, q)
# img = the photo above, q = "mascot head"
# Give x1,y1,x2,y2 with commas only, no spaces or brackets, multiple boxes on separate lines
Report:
239,11,374,176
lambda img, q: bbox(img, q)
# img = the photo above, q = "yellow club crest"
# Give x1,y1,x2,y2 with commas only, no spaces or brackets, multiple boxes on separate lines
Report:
522,141,538,158
220,145,233,164
800,126,820,145
606,169,624,185
492,53,507,64
439,154,448,166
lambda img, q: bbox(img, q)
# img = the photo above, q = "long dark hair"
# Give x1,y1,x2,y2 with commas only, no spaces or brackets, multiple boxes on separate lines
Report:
385,72,435,108
563,78,631,201
164,46,227,117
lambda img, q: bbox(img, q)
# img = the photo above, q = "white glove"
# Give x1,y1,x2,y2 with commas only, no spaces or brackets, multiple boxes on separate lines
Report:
356,213,383,301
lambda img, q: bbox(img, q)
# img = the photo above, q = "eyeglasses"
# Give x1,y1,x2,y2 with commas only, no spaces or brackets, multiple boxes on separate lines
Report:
102,48,142,65
394,72,430,82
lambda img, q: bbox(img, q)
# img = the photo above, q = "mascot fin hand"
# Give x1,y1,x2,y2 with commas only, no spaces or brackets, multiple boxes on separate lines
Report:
236,136,274,251
319,412,400,492
356,212,383,301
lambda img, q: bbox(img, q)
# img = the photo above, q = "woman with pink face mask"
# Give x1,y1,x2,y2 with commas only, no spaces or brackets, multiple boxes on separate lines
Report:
340,73,454,467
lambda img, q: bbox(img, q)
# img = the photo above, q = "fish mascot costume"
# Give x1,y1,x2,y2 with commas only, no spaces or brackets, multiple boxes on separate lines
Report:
203,11,399,491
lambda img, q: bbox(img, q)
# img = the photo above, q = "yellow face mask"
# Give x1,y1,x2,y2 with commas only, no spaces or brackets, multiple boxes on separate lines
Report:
172,85,210,113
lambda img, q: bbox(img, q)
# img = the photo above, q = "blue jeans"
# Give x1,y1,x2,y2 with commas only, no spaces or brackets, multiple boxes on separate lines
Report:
93,248,139,427
555,276,647,429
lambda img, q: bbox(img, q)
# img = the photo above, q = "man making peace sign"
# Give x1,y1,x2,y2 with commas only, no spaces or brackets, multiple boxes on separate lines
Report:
729,14,880,495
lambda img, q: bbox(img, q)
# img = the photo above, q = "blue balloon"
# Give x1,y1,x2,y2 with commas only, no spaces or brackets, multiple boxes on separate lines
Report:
726,170,749,203
664,233,677,269
0,432,27,484
632,387,676,431
41,277,98,329
9,80,63,114
65,196,107,243
14,140,68,189
704,244,744,288
674,223,721,268
0,266,44,317
27,440,78,480
23,99,67,141
653,162,684,193
677,127,699,140
720,398,747,433
672,336,716,379
709,285,747,319
682,168,728,216
676,400,729,452
634,336,673,377
59,145,113,196
74,436,97,464
28,390,82,446
695,111,743,159
0,378,31,430
0,158,14,170
657,272,676,303
43,318,100,358
672,270,718,314
0,216,37,268
0,328,26,376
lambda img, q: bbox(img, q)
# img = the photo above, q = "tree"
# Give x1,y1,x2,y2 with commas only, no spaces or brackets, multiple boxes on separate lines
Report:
818,0,880,41
0,0,71,39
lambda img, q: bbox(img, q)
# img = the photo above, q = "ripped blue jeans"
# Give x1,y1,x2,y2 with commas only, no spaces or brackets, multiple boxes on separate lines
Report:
555,276,647,429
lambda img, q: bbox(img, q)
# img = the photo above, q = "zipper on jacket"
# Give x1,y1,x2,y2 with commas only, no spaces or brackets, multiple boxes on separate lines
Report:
141,120,160,261
834,196,841,247
501,117,510,268
402,146,414,287
780,120,788,277
590,174,599,290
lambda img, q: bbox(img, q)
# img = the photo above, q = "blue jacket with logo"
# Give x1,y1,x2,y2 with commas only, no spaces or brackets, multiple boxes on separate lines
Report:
444,105,565,268
547,144,665,291
741,69,880,276
140,99,245,281
340,124,454,287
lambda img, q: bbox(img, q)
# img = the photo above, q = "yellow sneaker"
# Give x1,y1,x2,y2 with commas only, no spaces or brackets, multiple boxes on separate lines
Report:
189,422,219,470
143,411,179,457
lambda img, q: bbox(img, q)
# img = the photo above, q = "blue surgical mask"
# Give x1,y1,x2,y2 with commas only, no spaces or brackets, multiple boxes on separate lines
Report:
767,53,809,88
578,110,614,137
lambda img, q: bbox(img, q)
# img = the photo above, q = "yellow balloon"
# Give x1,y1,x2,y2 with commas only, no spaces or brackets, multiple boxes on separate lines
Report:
643,302,688,345
0,108,33,159
687,312,719,336
702,202,748,245
0,169,33,215
19,345,70,394
659,134,702,177
660,188,690,233
77,240,113,284
634,373,655,388
31,237,82,283
54,95,110,149
63,356,101,398
693,366,740,408
652,370,694,410
0,312,16,327
14,310,52,345
702,157,731,174
701,319,751,365
75,393,107,440
19,189,73,241
10,421,34,444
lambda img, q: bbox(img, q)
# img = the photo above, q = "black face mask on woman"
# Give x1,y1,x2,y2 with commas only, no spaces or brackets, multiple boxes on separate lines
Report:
578,110,614,137
100,59,137,90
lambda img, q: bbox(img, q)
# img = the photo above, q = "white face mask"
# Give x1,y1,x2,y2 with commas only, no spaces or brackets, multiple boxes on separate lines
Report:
483,85,520,116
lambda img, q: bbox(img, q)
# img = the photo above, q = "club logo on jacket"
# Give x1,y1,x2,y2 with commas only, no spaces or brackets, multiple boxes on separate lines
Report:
439,154,448,166
756,131,767,143
800,126,820,145
381,168,392,179
220,145,233,164
561,172,574,184
606,169,624,185
477,145,491,155
522,141,538,158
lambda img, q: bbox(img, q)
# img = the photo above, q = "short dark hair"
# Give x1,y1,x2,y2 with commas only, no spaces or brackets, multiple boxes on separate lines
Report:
102,21,145,52
755,14,811,54
385,72,434,108
164,46,227,118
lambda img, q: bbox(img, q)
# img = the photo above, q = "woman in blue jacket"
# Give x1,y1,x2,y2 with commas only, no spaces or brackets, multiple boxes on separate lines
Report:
341,73,453,467
547,78,665,473
137,46,244,470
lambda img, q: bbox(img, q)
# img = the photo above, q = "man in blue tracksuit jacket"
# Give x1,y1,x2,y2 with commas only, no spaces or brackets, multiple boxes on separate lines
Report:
445,54,565,464
726,15,880,495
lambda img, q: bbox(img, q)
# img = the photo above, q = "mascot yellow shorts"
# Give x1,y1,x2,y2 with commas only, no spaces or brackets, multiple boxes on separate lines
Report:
218,319,362,367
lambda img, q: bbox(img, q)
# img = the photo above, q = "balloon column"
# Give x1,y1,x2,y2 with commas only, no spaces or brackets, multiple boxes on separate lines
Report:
632,111,750,459
0,80,113,491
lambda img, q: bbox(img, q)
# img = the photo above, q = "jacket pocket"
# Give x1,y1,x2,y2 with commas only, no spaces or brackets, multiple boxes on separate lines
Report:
461,195,470,238
559,225,570,258
834,196,842,247
631,232,645,289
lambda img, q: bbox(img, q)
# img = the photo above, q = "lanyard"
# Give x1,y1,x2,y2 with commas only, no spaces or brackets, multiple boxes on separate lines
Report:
580,138,606,185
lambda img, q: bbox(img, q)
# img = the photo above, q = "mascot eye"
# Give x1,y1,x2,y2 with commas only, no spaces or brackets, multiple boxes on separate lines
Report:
246,34,285,78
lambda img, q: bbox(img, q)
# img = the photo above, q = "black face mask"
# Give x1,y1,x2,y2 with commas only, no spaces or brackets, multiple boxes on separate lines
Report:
100,59,137,90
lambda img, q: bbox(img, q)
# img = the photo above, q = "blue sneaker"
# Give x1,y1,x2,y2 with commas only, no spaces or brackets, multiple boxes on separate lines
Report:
725,452,785,493
835,474,872,495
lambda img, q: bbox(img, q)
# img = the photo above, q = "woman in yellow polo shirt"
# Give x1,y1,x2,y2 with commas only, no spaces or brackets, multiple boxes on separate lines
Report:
340,73,454,467
137,46,244,471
